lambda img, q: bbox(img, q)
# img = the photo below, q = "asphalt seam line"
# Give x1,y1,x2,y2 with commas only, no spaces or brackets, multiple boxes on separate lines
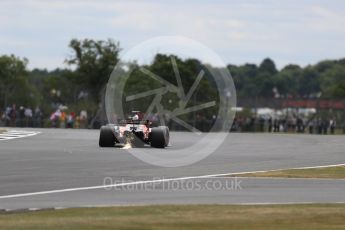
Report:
215,176,345,181
225,163,345,176
3,202,345,213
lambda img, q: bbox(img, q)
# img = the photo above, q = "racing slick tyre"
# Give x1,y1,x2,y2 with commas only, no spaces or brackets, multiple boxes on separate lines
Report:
150,127,166,148
159,126,170,147
99,126,115,147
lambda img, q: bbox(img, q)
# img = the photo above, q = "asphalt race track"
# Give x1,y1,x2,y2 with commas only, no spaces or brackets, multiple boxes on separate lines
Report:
0,128,344,210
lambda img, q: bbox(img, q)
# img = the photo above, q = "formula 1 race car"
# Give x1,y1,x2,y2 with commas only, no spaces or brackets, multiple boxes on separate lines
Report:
99,111,169,148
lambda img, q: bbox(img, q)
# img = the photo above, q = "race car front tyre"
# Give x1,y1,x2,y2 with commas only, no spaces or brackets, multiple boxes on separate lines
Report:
99,126,115,147
150,127,166,148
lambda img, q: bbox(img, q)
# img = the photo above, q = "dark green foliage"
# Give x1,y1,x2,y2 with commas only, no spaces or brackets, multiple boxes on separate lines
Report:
228,58,345,99
0,55,33,107
65,38,121,101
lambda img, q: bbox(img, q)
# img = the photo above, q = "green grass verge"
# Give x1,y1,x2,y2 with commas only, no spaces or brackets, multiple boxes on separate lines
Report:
1,204,345,230
233,166,345,179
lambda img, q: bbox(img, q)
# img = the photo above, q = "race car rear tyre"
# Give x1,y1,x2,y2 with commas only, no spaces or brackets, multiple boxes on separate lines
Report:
99,126,115,147
150,127,166,148
159,126,170,147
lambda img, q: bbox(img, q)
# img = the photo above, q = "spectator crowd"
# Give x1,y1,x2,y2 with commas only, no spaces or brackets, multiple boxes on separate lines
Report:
0,104,88,129
231,115,343,134
1,104,344,135
1,104,43,127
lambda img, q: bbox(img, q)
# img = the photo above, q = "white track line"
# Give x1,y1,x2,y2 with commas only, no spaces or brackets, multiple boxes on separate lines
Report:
1,163,344,199
0,175,225,199
0,130,40,141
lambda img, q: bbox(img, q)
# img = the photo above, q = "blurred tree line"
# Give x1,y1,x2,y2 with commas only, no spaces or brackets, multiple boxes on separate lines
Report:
1,38,345,123
230,57,345,99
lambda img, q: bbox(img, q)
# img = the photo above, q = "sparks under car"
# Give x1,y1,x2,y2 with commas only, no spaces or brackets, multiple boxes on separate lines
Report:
99,111,170,148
